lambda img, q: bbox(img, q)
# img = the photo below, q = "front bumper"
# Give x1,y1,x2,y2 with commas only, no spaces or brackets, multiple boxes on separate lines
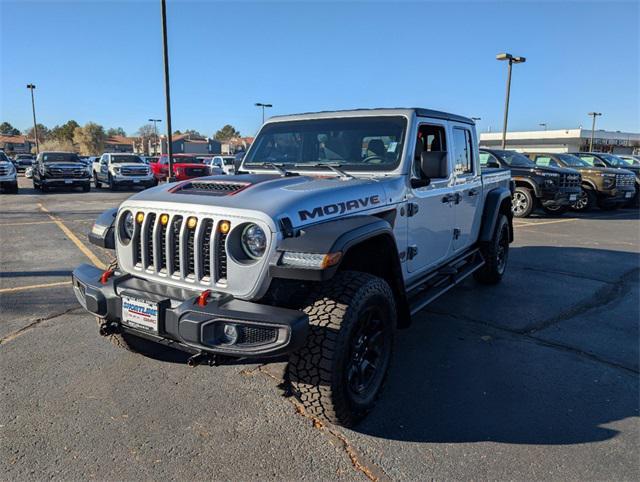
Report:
540,187,582,207
112,175,156,186
42,177,91,187
0,174,17,185
72,263,308,358
599,186,636,204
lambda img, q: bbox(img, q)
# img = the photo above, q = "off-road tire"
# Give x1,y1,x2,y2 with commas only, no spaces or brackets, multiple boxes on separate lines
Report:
288,271,396,427
512,187,534,218
572,187,595,212
474,214,510,285
94,173,102,188
542,205,569,216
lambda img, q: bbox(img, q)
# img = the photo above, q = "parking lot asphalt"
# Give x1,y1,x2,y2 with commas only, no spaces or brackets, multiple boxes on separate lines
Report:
1,176,639,480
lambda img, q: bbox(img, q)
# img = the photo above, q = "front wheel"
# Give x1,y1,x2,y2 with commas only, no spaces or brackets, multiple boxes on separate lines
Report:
475,213,510,285
94,173,102,188
82,183,91,193
288,271,396,427
511,187,534,218
108,174,117,191
572,188,595,212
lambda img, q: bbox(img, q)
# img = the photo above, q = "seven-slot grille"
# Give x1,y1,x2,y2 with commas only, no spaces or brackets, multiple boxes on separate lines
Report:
559,173,581,188
132,212,228,285
616,174,635,187
46,166,87,178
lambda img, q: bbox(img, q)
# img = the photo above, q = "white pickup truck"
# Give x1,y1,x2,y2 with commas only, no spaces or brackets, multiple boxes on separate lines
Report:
73,108,513,426
93,153,157,190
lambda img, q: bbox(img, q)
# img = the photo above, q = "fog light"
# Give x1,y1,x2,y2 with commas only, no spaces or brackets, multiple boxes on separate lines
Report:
222,324,239,345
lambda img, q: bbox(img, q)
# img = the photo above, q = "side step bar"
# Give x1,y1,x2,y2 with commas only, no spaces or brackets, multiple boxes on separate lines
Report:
408,248,485,316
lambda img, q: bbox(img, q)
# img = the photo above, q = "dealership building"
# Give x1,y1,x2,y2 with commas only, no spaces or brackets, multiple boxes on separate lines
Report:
479,128,640,154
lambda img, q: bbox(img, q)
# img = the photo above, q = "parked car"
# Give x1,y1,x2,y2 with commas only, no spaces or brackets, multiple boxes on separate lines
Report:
14,154,35,172
32,151,92,192
73,107,514,427
616,154,640,166
571,152,640,207
203,156,227,175
93,153,157,190
149,154,209,181
526,152,636,211
0,151,18,193
479,148,581,217
210,155,236,175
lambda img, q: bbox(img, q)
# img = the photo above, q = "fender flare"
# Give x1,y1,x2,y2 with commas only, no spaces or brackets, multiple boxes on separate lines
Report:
479,187,513,243
88,208,117,249
270,215,398,282
512,177,540,197
581,178,598,191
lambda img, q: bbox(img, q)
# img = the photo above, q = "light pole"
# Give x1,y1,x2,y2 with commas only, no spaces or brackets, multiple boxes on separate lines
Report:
148,118,161,155
496,52,526,149
588,112,602,152
160,0,174,181
255,102,272,125
539,123,547,131
26,84,39,154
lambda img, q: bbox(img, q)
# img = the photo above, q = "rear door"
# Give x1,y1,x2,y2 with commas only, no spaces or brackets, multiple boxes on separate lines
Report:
407,121,454,273
450,124,482,251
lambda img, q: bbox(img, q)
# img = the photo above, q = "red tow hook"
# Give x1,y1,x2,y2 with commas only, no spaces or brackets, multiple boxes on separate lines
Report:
100,269,114,285
197,289,212,307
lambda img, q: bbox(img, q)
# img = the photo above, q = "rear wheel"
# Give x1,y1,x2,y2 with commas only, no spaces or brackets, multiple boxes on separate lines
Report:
475,214,510,285
288,271,396,427
511,187,534,218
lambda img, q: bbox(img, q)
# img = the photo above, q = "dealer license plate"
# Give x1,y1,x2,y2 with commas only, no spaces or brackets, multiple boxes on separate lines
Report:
122,295,158,332
133,179,140,183
569,194,577,201
64,180,73,184
625,192,633,198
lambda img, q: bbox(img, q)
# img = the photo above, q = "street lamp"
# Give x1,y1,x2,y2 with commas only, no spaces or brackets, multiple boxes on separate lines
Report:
588,112,602,152
255,102,273,124
148,118,161,155
539,123,547,131
160,0,174,181
496,52,526,149
26,84,39,154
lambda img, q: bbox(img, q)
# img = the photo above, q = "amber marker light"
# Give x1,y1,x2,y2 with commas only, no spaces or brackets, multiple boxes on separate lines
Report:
187,217,198,229
219,220,231,234
160,214,169,226
136,212,144,224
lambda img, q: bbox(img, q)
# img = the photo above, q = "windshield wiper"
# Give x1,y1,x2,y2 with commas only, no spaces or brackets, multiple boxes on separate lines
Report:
246,162,295,177
293,163,355,180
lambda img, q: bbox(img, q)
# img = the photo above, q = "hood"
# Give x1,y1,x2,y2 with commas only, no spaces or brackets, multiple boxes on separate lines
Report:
510,165,578,176
173,162,208,168
126,173,402,229
569,165,621,175
113,163,149,169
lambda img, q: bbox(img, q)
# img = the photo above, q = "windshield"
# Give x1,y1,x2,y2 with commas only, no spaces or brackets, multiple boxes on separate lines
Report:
42,153,81,163
244,116,407,171
223,158,234,165
557,154,588,166
111,155,144,164
493,150,534,167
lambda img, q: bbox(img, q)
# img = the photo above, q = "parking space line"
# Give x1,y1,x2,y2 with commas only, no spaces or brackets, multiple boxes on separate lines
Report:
0,280,71,293
0,220,56,227
515,218,579,227
37,203,106,270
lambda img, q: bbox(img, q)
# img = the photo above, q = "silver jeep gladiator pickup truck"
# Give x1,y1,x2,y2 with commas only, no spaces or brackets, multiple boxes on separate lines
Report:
73,108,514,426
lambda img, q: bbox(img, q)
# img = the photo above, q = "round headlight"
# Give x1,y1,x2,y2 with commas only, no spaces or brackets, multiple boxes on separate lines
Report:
241,223,266,259
122,211,134,241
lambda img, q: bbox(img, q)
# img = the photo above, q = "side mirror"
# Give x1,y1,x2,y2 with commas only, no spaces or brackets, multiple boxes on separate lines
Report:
420,151,448,179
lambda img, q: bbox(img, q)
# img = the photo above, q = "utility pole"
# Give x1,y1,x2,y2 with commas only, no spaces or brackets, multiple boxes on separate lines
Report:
588,112,602,152
255,102,273,125
26,84,39,154
496,53,526,149
149,118,161,155
160,0,174,181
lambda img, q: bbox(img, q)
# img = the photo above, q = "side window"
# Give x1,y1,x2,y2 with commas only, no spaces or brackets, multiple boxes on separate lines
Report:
534,156,551,166
578,155,596,166
413,124,447,178
452,128,473,175
479,152,495,167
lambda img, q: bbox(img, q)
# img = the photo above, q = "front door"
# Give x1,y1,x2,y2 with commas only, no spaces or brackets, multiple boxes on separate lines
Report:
407,122,454,273
450,125,482,251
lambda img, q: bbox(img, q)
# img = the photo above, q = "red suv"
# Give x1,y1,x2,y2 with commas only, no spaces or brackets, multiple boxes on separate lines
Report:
150,154,210,181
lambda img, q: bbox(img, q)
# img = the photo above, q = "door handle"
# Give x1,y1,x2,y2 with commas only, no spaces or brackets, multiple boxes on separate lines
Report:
442,193,461,204
468,188,479,196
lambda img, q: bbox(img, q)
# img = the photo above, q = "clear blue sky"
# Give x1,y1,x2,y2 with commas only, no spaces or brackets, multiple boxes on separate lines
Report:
1,0,638,138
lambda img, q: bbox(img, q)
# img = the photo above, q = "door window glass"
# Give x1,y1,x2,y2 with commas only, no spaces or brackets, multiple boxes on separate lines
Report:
452,128,473,175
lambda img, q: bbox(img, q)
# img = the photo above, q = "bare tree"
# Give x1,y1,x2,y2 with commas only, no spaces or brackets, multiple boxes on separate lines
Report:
73,122,106,155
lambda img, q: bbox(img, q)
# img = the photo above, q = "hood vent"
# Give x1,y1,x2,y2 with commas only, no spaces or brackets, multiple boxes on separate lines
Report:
173,180,250,196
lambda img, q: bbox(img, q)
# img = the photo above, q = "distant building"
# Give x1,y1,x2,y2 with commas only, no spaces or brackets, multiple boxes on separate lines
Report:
221,136,254,155
158,134,221,155
104,135,135,153
480,128,640,154
0,135,34,154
